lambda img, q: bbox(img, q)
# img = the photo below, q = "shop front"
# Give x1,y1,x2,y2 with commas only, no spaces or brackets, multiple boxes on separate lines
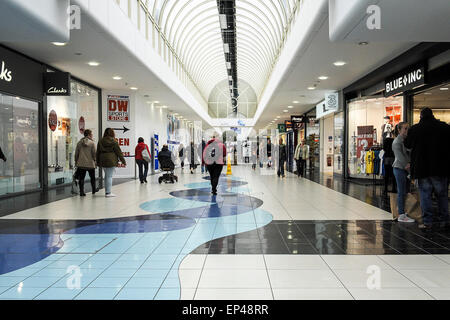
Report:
0,45,101,198
0,45,45,197
305,109,319,170
343,42,450,183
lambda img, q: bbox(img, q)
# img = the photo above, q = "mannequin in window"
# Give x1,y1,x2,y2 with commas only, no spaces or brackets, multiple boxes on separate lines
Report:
381,116,393,144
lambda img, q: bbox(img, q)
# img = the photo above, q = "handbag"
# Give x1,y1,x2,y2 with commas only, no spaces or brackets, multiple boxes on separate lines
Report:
142,147,151,163
390,192,423,224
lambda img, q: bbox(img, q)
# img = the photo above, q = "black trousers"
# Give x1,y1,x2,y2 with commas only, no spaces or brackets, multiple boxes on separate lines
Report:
207,164,223,192
278,160,286,176
384,164,397,193
136,159,149,182
297,159,306,177
78,168,96,194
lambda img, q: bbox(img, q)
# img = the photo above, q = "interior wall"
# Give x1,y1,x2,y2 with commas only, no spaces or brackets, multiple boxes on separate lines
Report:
320,115,334,173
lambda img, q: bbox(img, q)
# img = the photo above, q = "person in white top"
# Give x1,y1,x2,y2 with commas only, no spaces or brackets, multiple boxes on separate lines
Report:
294,140,308,177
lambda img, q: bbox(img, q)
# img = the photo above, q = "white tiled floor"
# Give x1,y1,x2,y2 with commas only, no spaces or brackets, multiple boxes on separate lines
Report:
180,254,450,300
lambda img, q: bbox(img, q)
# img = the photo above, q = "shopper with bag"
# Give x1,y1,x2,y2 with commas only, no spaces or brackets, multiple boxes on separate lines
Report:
135,137,151,184
404,108,450,230
392,122,415,223
75,129,98,197
97,128,126,198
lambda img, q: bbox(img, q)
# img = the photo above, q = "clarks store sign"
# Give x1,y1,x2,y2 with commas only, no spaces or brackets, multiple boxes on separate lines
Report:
44,72,71,96
385,64,426,97
0,60,13,82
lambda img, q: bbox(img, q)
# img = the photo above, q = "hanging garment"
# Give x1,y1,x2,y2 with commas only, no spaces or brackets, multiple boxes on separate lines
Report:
360,151,366,174
379,150,385,176
365,150,374,174
374,150,381,175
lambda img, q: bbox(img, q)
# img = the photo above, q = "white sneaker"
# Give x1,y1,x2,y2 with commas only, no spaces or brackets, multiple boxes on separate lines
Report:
398,214,415,223
105,193,116,198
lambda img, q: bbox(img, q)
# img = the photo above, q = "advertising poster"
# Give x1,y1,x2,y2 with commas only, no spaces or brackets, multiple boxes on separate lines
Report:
104,94,134,177
107,95,130,122
356,125,374,158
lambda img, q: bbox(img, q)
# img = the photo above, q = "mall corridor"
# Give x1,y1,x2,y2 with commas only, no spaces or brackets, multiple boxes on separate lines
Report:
0,0,450,307
0,166,449,300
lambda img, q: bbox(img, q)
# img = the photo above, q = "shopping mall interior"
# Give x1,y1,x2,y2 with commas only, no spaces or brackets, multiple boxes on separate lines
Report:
0,0,449,305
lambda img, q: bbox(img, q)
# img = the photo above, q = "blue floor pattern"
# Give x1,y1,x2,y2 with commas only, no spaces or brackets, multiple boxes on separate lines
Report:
0,175,272,300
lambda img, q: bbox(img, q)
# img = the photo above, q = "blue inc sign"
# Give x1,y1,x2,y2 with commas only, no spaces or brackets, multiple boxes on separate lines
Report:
385,64,426,97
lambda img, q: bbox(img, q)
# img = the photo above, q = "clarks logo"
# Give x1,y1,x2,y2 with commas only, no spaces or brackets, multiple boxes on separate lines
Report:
47,87,67,94
0,61,13,82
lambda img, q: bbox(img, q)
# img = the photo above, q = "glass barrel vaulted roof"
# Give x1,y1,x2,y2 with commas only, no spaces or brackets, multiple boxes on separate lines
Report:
141,0,300,113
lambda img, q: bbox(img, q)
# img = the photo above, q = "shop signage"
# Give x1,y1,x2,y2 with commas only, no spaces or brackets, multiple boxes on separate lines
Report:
291,115,305,130
317,93,339,119
0,46,44,101
385,64,426,97
44,72,71,96
284,120,292,131
107,95,130,122
48,110,57,132
277,124,286,133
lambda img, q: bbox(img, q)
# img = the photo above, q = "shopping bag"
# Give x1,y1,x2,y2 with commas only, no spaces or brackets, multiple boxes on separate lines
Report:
390,192,423,224
142,148,151,163
389,192,398,220
405,193,423,224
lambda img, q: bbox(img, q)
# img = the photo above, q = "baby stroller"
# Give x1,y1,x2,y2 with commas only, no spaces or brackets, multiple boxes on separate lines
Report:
158,158,178,184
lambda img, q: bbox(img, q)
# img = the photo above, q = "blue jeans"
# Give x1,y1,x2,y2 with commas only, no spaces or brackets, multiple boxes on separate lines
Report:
418,176,449,225
136,159,149,182
103,167,115,194
393,168,408,215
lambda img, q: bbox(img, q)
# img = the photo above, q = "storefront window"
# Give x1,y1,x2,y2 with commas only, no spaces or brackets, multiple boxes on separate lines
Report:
47,81,99,186
306,112,320,169
413,83,450,125
0,94,40,195
347,96,403,178
333,112,344,175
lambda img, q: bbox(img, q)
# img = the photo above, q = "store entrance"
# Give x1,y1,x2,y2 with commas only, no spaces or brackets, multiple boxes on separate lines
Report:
413,83,450,124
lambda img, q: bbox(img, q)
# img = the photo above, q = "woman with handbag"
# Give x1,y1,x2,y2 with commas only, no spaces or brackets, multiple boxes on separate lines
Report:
96,128,126,197
135,137,151,184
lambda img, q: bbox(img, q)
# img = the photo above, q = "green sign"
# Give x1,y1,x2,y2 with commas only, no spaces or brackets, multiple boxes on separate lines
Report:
277,124,286,133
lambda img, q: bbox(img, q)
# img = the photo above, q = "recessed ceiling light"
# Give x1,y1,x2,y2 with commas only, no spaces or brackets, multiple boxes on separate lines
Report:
283,110,288,113
424,92,432,95
87,61,100,66
130,87,138,90
333,61,346,66
75,52,82,56
154,101,160,103
287,106,294,109
318,76,328,80
440,87,449,91
292,101,299,104
358,41,369,46
52,42,67,46
307,86,316,90
113,76,122,80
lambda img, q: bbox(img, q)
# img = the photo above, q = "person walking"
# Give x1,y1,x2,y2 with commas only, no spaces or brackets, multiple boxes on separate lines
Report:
178,144,185,171
404,108,450,229
277,138,287,178
96,128,126,198
294,141,302,177
75,129,98,197
135,137,151,184
203,135,227,195
392,122,415,223
188,142,198,174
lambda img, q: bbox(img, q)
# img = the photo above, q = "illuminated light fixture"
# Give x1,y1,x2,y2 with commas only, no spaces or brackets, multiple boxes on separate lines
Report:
223,43,230,53
219,14,228,29
130,87,138,90
161,106,168,109
440,87,449,91
358,41,369,46
333,61,346,66
226,62,231,69
292,101,299,104
283,110,288,113
87,61,100,66
113,76,122,80
52,42,67,46
424,92,432,95
287,106,293,109
16,97,20,100
276,116,280,118
318,76,328,80
154,101,160,103
307,86,316,90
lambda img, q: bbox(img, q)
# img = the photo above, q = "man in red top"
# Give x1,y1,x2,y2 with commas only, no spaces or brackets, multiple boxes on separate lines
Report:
203,135,227,195
135,137,151,183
